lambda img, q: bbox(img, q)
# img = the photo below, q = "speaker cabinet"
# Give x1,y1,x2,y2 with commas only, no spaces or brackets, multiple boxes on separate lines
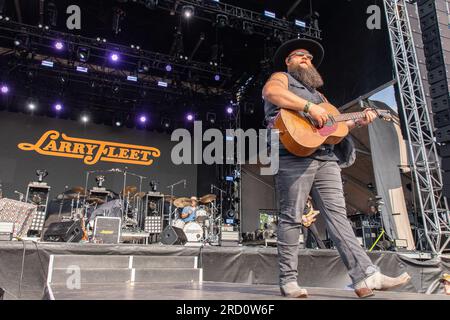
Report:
42,220,83,242
159,225,187,245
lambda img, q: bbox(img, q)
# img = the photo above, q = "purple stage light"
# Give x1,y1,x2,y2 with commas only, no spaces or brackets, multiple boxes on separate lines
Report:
165,64,172,72
186,113,194,121
214,74,220,81
226,107,233,114
54,41,64,50
0,85,9,94
110,53,119,62
54,103,63,111
139,115,147,123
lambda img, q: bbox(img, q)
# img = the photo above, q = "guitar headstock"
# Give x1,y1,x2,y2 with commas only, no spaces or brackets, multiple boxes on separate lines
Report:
374,109,392,122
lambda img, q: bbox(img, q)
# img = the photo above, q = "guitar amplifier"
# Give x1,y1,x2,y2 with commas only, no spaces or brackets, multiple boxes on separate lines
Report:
93,217,121,244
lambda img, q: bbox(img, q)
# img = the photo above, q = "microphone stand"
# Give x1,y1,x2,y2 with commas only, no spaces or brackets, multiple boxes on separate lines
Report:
166,179,186,226
211,184,226,242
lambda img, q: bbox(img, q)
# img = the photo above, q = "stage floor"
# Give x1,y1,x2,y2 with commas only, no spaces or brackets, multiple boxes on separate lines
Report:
1,241,449,299
48,282,449,300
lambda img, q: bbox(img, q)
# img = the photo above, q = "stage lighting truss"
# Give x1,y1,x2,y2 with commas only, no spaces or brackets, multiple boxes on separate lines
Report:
155,0,321,40
0,20,232,93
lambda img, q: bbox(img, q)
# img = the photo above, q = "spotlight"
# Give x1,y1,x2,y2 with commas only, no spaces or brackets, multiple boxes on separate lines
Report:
214,74,220,81
186,113,194,121
77,47,90,62
138,60,150,73
81,114,90,123
0,84,9,94
226,107,233,114
54,41,64,50
264,10,276,19
14,34,30,51
36,170,48,182
115,120,122,127
110,53,120,62
165,64,172,72
27,101,36,111
182,5,194,18
244,102,255,115
143,0,158,9
215,14,228,28
139,115,147,124
112,81,120,94
53,103,63,112
243,22,254,35
206,112,216,124
161,117,171,128
114,114,124,127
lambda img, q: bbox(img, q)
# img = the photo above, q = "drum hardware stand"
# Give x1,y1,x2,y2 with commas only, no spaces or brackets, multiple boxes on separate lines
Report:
166,179,186,226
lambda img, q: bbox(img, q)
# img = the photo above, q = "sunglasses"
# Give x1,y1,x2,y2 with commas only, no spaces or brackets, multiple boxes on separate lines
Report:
288,51,314,61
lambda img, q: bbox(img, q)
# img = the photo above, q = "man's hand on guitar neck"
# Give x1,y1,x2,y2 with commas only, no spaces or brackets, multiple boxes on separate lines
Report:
346,108,378,130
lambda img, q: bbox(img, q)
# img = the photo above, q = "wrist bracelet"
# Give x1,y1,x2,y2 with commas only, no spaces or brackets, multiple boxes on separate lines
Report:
304,101,312,113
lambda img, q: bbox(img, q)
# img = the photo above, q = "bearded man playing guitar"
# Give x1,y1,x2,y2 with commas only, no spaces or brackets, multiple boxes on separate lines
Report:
262,38,411,298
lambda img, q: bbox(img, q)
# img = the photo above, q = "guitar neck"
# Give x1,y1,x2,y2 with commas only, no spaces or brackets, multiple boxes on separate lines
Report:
332,111,370,122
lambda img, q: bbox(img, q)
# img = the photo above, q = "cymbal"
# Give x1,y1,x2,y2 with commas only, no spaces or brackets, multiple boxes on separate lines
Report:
122,185,137,195
173,197,191,208
134,192,146,198
200,194,216,204
69,186,85,194
163,195,177,202
86,197,105,204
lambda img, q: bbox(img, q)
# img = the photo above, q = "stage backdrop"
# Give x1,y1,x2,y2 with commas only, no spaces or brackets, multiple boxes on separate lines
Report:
0,111,197,200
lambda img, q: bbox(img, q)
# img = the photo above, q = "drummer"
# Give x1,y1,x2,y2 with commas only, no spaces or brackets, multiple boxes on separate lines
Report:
180,196,198,222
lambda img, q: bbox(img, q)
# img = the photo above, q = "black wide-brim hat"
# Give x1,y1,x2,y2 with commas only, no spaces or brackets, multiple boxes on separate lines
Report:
273,38,324,71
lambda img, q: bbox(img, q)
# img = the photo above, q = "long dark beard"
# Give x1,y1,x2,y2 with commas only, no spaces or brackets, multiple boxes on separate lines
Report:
288,64,324,89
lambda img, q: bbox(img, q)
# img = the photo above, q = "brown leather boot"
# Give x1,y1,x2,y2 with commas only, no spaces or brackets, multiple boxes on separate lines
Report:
354,271,411,298
280,282,308,298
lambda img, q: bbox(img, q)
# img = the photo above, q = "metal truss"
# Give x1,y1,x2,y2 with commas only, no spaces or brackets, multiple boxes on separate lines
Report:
383,0,450,254
156,0,321,40
0,19,233,82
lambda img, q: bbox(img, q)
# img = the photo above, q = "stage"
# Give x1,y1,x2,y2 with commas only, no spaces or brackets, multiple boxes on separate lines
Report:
0,241,448,300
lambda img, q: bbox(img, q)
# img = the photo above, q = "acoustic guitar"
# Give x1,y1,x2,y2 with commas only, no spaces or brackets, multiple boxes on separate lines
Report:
273,102,392,157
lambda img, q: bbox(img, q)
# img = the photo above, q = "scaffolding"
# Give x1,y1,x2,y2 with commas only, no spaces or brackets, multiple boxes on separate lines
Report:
383,0,450,254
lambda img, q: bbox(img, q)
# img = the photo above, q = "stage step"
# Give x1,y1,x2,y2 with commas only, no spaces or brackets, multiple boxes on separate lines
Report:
52,255,130,269
50,268,132,285
47,254,202,287
134,268,202,283
132,255,198,269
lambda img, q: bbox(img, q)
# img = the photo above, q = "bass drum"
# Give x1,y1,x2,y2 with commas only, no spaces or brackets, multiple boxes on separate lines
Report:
183,222,203,242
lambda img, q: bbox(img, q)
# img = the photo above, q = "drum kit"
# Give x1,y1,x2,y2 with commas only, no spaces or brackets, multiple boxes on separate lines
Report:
169,193,221,244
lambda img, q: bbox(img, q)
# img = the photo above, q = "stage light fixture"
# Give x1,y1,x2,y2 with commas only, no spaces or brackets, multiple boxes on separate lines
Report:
157,81,168,87
206,112,216,124
264,10,276,19
226,107,233,114
139,115,148,124
77,47,90,62
243,21,254,35
81,114,90,123
110,52,120,62
54,41,64,50
53,103,63,112
161,117,171,128
27,102,36,111
215,14,228,28
214,74,220,81
182,5,194,18
295,19,306,28
76,66,88,73
138,60,150,73
165,64,172,72
0,84,9,94
186,113,194,121
143,0,158,9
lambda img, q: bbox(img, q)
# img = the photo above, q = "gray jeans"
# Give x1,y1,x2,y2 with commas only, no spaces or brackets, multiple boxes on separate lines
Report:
275,154,377,286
